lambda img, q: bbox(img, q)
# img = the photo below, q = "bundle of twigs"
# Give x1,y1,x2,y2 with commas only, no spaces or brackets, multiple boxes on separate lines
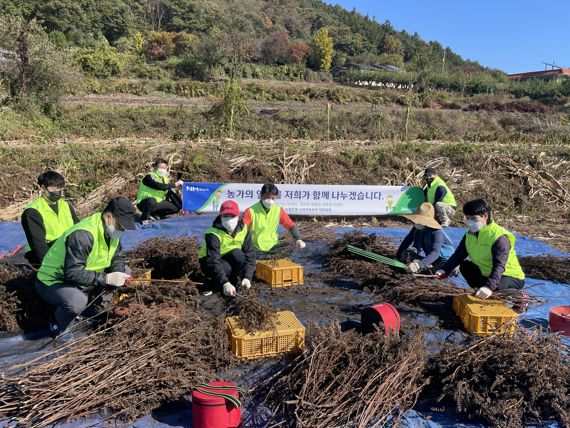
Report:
230,288,277,333
0,307,234,426
519,255,570,285
74,174,130,217
259,324,428,427
429,328,570,427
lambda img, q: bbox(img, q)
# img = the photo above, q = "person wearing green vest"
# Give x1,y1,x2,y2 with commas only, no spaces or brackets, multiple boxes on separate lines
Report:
242,184,306,259
35,197,137,336
135,159,184,222
198,200,256,297
424,167,457,227
435,199,528,313
21,171,79,266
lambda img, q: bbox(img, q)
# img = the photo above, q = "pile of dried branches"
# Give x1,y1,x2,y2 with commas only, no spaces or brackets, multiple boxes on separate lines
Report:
118,282,200,309
429,329,570,427
260,324,428,427
0,306,235,426
74,175,130,217
519,255,570,284
326,231,399,279
126,236,201,279
229,288,277,333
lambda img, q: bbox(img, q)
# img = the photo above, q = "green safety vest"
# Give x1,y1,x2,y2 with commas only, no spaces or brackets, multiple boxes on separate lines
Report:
135,170,169,204
198,225,248,259
247,201,281,252
37,213,120,286
465,222,525,280
426,176,456,207
24,196,75,252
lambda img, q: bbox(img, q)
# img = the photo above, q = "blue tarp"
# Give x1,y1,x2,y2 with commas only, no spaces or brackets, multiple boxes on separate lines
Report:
0,217,568,427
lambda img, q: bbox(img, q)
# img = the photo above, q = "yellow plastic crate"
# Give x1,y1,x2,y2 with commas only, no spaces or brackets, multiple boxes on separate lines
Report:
452,294,483,314
255,259,303,287
455,298,518,336
226,310,305,359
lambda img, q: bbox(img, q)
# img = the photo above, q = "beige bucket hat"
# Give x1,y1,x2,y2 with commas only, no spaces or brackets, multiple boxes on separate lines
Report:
402,202,441,229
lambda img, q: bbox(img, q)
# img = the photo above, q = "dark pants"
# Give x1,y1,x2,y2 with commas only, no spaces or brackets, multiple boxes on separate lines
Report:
460,260,525,297
199,249,246,288
137,191,182,221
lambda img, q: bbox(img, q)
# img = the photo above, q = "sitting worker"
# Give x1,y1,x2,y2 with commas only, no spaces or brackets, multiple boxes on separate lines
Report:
242,183,306,259
135,159,184,222
395,202,455,274
35,197,137,336
435,199,528,311
21,171,79,267
424,167,457,227
198,200,256,297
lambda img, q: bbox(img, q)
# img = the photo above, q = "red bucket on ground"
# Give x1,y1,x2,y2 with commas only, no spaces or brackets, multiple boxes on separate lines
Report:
192,381,241,428
549,305,570,337
361,303,401,335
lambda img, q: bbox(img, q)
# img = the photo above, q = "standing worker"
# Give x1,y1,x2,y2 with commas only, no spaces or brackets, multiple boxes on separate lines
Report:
21,171,79,267
242,183,306,259
424,167,457,227
135,159,184,222
198,200,256,297
395,202,455,274
35,197,137,336
435,199,528,312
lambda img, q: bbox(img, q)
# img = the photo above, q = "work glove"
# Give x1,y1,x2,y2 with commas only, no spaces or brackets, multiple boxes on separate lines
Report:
241,278,251,289
223,282,237,297
475,286,493,299
106,272,131,287
175,180,184,187
435,270,448,280
406,261,421,274
296,240,306,249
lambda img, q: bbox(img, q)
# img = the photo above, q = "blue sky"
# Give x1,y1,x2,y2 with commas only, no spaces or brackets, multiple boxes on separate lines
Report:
324,0,569,74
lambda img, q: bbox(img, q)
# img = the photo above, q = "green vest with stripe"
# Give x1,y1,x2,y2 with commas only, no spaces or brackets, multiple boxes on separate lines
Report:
465,222,525,280
135,170,169,204
427,176,456,207
247,201,281,252
198,225,248,259
24,197,75,252
37,213,120,286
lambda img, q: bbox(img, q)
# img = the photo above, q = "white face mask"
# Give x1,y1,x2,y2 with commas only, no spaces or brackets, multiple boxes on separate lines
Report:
466,220,484,233
106,224,124,240
415,224,425,230
222,216,239,232
261,199,275,209
156,168,168,177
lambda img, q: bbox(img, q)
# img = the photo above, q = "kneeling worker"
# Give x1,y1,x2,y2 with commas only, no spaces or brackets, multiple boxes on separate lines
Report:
198,200,256,297
21,171,79,266
36,197,137,335
395,202,455,274
242,183,306,259
435,199,527,311
135,159,184,222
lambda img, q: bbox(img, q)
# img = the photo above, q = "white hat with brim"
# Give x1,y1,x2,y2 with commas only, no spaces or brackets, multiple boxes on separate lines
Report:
402,202,441,229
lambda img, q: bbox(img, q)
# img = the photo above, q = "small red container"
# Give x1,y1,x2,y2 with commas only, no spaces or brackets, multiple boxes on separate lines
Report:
361,303,401,335
192,381,241,428
549,305,570,337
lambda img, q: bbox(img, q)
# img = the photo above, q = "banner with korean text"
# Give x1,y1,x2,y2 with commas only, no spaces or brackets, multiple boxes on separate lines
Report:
182,183,424,216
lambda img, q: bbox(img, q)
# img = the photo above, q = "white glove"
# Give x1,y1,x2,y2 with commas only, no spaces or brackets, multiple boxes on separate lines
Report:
106,272,130,287
175,180,184,187
435,270,447,280
406,261,421,274
475,286,493,299
241,278,251,289
296,240,306,249
223,282,236,297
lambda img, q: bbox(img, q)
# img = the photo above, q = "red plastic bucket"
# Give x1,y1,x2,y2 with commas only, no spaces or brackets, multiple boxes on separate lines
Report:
361,303,401,335
549,305,570,337
192,381,241,428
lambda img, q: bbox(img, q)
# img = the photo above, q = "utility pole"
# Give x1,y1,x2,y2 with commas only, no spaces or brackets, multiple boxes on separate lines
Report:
442,50,446,73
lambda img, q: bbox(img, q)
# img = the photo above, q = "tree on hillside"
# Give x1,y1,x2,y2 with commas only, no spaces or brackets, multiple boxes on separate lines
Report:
381,34,403,55
261,30,291,65
309,27,333,72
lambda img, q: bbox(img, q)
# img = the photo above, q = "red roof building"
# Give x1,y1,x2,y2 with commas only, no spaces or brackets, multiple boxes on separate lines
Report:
508,68,570,81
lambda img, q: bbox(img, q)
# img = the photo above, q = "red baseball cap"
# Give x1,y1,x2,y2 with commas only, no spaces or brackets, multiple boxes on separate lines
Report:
219,200,240,216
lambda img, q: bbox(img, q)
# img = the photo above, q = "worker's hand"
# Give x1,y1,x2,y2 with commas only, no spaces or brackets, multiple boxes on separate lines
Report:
406,261,421,274
241,278,251,289
475,286,493,299
435,270,447,280
223,282,237,297
296,240,306,249
106,272,131,287
175,180,184,188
